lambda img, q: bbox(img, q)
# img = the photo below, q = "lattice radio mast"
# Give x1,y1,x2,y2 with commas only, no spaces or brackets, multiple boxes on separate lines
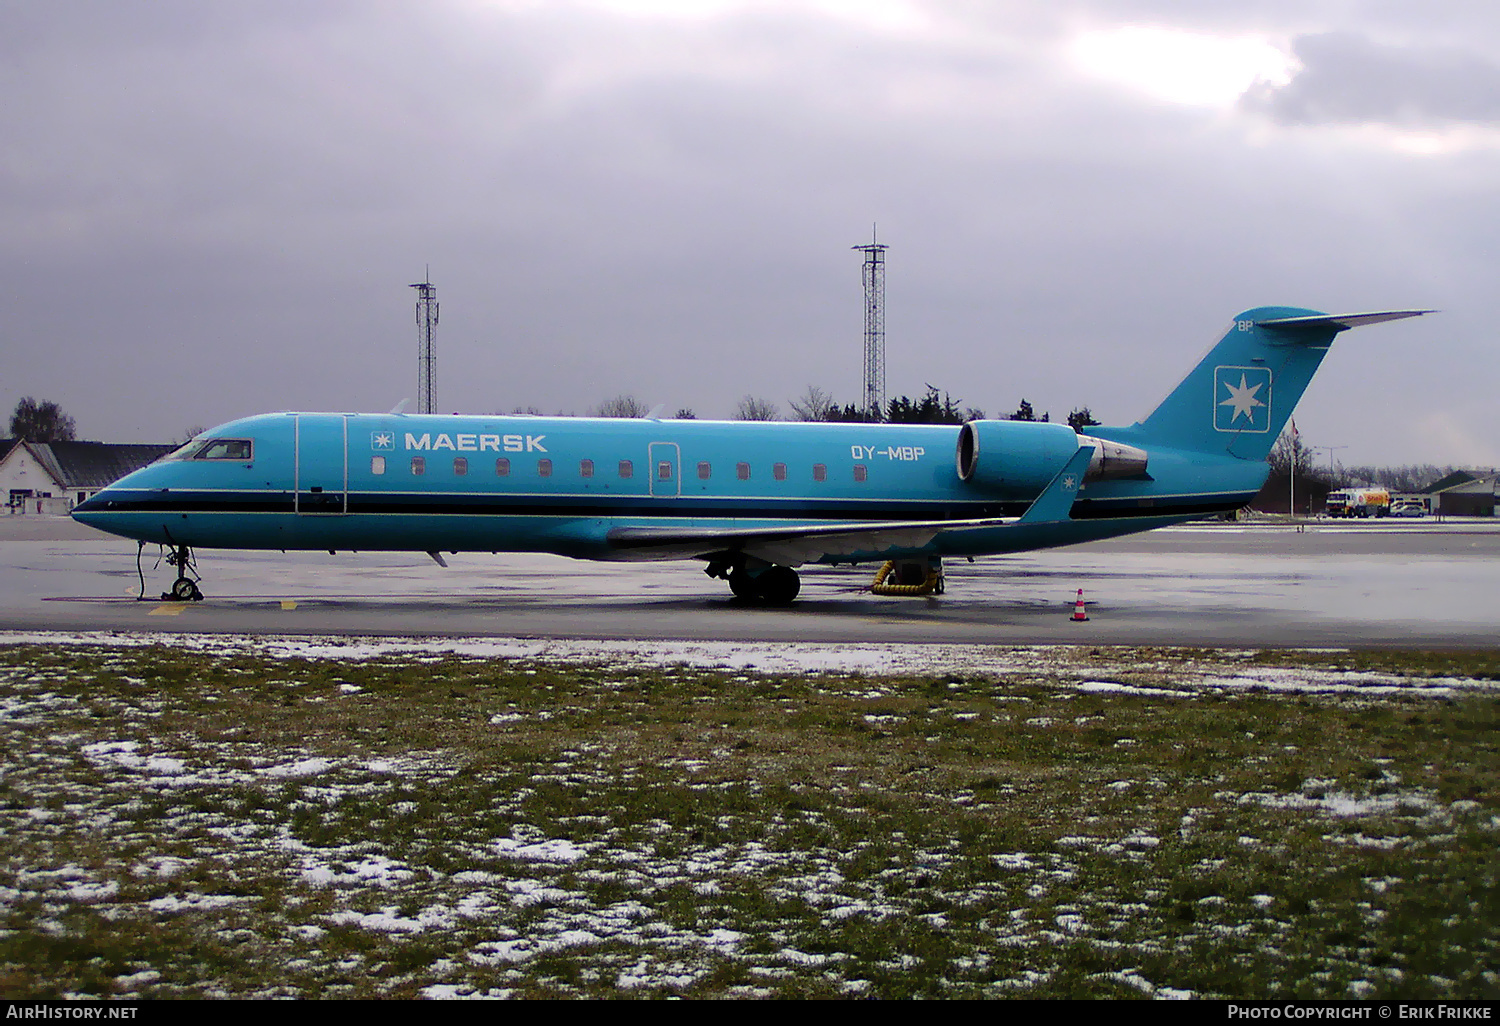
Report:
410,269,439,414
853,227,888,421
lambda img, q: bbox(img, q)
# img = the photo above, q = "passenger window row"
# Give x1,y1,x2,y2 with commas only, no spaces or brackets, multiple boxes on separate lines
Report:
373,456,868,482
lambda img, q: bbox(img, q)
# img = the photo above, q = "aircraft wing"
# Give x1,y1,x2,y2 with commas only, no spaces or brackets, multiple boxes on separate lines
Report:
605,446,1094,566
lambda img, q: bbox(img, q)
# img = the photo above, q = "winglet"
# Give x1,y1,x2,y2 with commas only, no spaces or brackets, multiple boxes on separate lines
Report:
1017,446,1093,525
389,398,412,416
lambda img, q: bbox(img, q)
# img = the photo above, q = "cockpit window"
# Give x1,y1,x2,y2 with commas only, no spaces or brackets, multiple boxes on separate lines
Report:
194,439,253,461
162,438,206,461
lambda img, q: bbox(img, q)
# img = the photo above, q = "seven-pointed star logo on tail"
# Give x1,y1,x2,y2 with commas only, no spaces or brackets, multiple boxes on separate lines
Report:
1220,375,1264,421
1213,366,1272,433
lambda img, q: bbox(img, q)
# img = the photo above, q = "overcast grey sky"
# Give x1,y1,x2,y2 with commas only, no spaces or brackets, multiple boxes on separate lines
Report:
3,0,1496,466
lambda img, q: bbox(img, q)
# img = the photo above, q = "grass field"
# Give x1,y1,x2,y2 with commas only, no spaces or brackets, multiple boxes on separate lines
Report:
0,638,1495,999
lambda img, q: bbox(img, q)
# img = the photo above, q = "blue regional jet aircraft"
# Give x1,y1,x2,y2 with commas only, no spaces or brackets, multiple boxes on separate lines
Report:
73,306,1427,604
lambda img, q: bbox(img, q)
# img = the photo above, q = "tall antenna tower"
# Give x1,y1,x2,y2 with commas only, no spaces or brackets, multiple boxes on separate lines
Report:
410,269,439,414
853,227,887,421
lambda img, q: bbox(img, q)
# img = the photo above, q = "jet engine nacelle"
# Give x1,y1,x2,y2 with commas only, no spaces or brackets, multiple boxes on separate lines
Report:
956,421,1149,495
955,420,1083,495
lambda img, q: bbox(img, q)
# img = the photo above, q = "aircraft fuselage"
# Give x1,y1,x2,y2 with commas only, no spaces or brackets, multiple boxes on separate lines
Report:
73,412,1264,563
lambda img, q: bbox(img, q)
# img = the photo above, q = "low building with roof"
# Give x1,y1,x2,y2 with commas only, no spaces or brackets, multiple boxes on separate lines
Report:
1425,470,1498,517
0,439,174,514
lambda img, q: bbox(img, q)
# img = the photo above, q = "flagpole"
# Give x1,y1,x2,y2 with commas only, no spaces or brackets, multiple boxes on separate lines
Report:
1289,419,1297,519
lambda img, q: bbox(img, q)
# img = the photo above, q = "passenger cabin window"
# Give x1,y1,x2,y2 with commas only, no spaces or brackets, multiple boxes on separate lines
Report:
371,456,386,475
813,463,827,482
495,458,510,476
453,457,468,476
538,459,553,478
697,462,711,480
853,464,868,483
411,456,426,476
658,461,672,480
580,459,594,478
736,462,750,481
618,460,634,479
195,439,252,461
773,463,787,481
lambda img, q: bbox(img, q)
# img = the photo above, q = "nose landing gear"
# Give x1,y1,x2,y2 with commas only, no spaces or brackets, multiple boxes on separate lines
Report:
143,542,203,602
168,574,203,602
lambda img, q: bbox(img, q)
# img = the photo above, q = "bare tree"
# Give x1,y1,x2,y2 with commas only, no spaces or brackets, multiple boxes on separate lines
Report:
734,395,780,421
1268,427,1316,477
595,394,648,418
789,385,837,422
9,397,76,442
674,408,697,420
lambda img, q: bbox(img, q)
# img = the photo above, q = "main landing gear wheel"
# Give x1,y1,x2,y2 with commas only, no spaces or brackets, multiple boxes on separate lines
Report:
708,559,800,605
728,569,756,600
751,565,800,605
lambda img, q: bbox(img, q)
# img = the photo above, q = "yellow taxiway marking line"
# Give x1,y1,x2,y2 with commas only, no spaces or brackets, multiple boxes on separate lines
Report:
148,604,189,616
280,599,298,611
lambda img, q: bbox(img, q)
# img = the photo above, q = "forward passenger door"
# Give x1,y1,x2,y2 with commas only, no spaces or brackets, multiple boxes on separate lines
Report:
294,414,349,514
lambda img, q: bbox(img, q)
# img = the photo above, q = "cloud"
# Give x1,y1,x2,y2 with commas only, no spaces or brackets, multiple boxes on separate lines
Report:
1,3,1494,465
1413,411,1500,468
1243,31,1500,127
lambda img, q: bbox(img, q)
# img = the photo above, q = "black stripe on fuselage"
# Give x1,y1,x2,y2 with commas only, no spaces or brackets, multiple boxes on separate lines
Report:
79,490,1250,522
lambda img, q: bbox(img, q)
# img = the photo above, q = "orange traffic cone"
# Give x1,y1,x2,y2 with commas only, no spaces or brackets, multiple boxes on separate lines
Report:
1071,588,1089,622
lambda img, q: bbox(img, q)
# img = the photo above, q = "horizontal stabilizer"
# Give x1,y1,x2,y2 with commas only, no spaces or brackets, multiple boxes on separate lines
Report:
1255,310,1434,332
1123,305,1433,459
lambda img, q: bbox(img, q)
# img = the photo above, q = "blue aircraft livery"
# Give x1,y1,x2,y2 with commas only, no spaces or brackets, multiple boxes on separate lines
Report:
73,307,1429,604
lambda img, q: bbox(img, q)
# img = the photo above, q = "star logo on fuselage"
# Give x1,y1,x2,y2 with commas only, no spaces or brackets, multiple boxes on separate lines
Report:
371,431,395,450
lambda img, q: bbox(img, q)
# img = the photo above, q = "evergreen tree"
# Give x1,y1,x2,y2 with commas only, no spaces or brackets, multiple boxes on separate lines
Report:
1067,407,1100,431
9,397,76,442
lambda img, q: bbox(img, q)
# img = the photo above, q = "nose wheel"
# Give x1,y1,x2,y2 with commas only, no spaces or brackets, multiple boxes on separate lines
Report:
158,544,204,602
169,576,204,602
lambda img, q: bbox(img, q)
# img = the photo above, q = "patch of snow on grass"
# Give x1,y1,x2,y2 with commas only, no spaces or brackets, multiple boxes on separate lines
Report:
493,837,590,864
260,758,336,778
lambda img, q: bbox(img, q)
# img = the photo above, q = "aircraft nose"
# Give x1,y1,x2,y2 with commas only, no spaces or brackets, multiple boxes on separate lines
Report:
70,490,114,527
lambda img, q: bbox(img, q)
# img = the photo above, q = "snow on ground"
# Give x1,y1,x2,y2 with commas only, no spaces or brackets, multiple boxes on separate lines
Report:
2,629,1493,997
1,631,1492,696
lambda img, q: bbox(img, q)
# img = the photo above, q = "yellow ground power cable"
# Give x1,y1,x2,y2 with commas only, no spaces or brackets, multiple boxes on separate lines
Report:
870,560,943,596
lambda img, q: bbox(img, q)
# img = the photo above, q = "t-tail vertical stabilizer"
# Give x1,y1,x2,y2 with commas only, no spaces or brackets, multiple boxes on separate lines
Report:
1111,307,1431,460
